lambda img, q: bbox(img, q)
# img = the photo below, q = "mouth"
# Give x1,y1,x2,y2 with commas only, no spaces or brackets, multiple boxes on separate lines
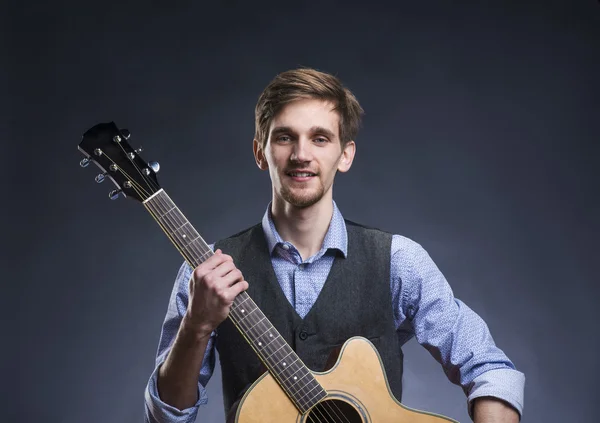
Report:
286,170,317,182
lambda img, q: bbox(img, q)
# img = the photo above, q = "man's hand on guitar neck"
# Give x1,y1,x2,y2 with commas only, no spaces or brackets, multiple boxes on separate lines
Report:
157,249,249,411
186,249,249,335
473,397,520,423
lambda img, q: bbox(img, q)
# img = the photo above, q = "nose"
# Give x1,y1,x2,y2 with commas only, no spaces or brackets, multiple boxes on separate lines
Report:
290,138,312,163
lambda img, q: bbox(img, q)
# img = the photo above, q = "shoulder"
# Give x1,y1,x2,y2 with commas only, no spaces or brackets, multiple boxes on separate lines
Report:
344,219,394,240
344,219,390,233
343,218,426,256
391,233,426,255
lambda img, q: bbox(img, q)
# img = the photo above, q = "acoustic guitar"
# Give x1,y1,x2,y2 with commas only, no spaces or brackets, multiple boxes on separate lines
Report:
78,122,458,423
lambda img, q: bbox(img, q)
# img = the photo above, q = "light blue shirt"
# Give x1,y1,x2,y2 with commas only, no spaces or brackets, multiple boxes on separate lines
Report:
145,201,525,422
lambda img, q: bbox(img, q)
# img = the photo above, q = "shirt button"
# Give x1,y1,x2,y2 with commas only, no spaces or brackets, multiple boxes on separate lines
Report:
282,244,290,250
299,330,308,340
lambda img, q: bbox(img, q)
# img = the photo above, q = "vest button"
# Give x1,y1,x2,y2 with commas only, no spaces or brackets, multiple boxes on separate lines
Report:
298,330,308,340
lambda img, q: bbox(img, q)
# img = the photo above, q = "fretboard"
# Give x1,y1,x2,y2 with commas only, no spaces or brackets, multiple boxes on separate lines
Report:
143,189,326,413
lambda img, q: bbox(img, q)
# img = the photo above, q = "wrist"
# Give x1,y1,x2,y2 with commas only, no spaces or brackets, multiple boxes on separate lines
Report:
181,313,214,340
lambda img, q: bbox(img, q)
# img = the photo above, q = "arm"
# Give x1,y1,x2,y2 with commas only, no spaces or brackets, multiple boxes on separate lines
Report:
390,235,525,421
473,397,519,423
145,250,248,423
144,262,216,423
157,314,213,410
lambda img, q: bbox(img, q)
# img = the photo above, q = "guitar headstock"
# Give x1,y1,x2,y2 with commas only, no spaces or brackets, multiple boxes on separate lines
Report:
78,122,161,203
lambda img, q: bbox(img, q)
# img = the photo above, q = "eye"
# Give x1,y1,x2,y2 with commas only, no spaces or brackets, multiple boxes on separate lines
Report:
314,137,329,144
276,135,292,142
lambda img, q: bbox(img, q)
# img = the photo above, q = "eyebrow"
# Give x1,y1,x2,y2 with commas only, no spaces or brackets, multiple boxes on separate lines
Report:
270,126,337,140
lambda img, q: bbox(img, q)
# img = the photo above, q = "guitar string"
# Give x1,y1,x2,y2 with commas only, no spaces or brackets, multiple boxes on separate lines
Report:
146,196,345,422
113,154,348,422
147,193,351,423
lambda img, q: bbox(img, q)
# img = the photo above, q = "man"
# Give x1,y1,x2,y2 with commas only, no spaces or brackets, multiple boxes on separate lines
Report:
144,68,525,422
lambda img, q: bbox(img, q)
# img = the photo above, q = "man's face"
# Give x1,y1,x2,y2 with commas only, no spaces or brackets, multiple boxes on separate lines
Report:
254,98,355,208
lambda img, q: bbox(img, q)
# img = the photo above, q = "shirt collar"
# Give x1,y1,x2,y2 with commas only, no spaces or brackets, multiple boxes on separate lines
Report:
261,200,348,258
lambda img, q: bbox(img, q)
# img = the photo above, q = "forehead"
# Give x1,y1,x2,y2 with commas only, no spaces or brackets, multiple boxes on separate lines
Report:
269,98,340,136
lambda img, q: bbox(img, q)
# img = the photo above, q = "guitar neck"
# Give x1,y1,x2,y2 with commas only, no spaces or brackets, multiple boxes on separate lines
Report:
143,189,326,413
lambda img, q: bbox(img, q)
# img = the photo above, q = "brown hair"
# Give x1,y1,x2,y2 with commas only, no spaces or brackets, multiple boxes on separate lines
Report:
254,68,364,149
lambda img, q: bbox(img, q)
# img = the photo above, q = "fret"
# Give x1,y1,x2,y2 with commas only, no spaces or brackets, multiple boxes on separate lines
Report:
234,320,281,349
252,329,282,349
157,205,176,218
236,307,262,326
282,369,311,392
274,352,297,371
242,315,267,332
230,294,250,311
284,366,310,385
144,189,327,413
145,191,214,267
264,342,288,361
282,361,308,382
298,379,322,398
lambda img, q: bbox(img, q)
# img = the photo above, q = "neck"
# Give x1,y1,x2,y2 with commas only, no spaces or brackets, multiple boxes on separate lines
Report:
270,194,334,260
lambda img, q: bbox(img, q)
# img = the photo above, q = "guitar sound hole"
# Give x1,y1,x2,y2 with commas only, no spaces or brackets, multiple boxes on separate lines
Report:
306,399,363,423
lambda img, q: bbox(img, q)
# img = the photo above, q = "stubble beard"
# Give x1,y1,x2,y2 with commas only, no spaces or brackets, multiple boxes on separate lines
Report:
280,179,325,208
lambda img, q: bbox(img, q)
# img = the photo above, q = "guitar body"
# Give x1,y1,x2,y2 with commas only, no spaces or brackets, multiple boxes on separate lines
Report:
233,337,457,423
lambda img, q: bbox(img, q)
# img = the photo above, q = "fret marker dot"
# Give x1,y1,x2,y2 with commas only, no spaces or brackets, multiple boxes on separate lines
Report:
258,342,262,346
293,376,297,380
283,362,286,366
182,234,187,238
269,334,273,337
241,309,245,313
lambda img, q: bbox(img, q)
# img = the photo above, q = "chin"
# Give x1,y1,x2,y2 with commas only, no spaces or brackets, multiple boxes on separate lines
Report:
281,189,324,209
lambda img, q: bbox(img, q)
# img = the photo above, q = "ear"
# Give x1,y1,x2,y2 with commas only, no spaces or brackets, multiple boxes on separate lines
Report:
337,140,356,173
253,139,269,170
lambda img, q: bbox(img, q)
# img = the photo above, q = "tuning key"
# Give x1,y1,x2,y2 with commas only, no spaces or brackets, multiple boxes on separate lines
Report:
109,189,122,200
135,146,143,154
95,173,107,183
148,161,160,173
80,157,91,167
121,129,131,139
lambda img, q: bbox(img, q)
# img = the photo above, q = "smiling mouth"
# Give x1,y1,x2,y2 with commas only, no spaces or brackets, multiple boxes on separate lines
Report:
287,171,316,177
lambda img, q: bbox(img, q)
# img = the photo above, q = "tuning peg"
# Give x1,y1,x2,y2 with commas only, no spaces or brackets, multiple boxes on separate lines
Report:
121,129,131,139
135,146,143,154
148,161,160,173
109,189,122,200
80,157,91,167
95,173,107,183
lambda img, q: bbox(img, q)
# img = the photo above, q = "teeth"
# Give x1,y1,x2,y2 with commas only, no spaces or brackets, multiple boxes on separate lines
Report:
290,172,313,177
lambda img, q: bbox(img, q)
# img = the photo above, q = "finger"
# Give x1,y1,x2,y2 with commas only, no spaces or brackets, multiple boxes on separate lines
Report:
193,250,233,277
227,280,249,299
209,260,238,279
205,249,233,267
219,267,245,287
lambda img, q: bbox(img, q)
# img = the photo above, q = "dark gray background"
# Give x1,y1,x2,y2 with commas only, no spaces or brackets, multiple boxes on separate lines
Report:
5,1,599,422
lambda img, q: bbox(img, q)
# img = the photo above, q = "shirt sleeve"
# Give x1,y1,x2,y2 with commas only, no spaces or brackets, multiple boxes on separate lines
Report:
144,260,217,423
390,235,525,418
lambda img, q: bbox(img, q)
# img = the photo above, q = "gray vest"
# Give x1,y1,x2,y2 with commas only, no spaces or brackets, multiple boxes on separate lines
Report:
214,220,403,415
